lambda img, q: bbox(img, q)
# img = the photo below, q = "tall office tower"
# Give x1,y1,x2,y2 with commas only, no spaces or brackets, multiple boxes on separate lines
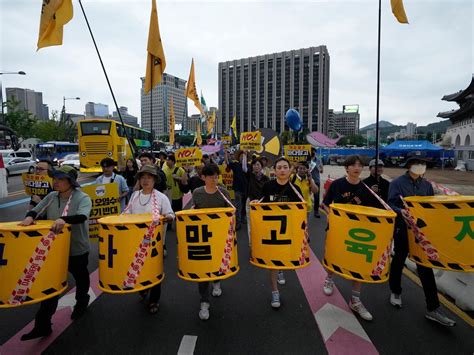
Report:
85,102,109,117
140,73,187,137
5,87,49,120
218,46,330,135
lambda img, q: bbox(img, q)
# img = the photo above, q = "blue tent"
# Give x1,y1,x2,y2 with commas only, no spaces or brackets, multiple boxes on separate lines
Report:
382,140,443,151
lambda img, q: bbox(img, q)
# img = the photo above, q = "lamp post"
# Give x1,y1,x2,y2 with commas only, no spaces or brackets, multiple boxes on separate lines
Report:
0,71,26,123
62,96,80,122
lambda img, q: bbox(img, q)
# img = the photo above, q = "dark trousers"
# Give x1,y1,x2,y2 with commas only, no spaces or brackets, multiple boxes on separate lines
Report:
140,284,161,304
36,253,90,328
198,281,219,303
389,227,440,311
171,198,183,213
313,183,321,216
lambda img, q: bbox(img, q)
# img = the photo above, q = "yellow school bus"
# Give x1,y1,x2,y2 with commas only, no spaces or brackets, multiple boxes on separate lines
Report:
78,119,152,173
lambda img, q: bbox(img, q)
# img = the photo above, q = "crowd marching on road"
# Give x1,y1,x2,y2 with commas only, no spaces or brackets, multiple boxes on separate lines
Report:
0,149,469,355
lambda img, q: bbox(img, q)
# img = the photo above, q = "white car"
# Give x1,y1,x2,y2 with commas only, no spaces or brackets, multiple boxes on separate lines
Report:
60,154,80,170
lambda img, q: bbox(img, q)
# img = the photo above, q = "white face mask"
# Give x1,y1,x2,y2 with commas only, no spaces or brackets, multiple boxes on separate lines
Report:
410,164,426,175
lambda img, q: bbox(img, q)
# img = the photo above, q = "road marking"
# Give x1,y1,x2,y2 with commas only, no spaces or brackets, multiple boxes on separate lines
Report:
1,270,103,355
177,335,198,355
403,268,474,327
296,249,378,355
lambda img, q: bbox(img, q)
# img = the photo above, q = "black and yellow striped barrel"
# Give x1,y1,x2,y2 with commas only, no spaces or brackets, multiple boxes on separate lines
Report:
324,204,396,283
404,195,474,272
0,221,71,308
98,214,165,293
175,207,239,282
249,202,310,270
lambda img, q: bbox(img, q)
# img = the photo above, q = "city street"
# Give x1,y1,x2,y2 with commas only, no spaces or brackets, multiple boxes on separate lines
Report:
0,172,473,354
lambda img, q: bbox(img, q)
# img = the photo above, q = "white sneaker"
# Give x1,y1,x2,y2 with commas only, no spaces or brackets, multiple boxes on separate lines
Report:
323,278,334,296
271,291,281,308
390,293,402,308
425,308,456,327
349,299,373,321
211,282,222,297
277,271,286,285
198,302,210,320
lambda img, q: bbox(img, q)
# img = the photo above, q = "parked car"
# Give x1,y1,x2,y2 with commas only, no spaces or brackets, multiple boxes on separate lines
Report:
0,149,34,164
5,157,36,177
60,154,80,170
58,153,80,167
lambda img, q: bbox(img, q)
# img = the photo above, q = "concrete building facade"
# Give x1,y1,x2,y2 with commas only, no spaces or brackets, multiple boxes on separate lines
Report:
85,102,109,117
218,46,330,135
328,105,360,136
112,106,138,127
140,73,187,137
5,87,49,120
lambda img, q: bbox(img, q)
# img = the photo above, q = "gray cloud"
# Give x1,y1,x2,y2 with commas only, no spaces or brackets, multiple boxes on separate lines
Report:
1,0,472,129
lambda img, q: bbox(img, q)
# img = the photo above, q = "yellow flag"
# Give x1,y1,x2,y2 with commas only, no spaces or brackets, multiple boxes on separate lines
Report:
144,0,166,94
169,97,175,146
196,121,202,146
37,0,73,50
207,111,216,135
230,115,237,138
185,59,204,115
391,0,409,24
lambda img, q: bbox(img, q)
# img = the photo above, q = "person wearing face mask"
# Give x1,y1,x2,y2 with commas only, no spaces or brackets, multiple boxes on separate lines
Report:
387,157,456,327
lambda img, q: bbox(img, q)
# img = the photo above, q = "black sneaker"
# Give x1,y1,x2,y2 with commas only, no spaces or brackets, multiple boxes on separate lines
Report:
21,326,52,341
71,295,90,320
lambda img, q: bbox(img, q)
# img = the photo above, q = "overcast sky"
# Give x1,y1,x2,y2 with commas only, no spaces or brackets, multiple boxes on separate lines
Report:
1,0,473,129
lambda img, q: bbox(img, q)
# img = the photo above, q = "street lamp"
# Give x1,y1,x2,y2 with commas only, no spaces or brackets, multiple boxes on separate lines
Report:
62,96,80,122
0,70,26,123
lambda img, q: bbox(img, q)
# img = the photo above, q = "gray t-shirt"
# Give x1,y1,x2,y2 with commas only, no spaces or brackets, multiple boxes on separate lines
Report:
192,186,231,209
32,190,92,256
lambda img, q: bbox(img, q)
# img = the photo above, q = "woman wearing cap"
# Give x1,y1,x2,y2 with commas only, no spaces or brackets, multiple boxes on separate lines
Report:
124,165,174,314
19,165,92,340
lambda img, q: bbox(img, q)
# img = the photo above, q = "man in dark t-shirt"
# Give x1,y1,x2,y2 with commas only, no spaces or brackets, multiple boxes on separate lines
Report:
363,159,389,202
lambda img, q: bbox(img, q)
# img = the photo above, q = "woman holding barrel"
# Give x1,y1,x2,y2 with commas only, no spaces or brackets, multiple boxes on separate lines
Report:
261,157,303,309
19,166,92,340
124,165,174,314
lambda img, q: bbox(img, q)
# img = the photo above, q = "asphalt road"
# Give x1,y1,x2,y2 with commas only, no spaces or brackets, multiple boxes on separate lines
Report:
1,186,473,354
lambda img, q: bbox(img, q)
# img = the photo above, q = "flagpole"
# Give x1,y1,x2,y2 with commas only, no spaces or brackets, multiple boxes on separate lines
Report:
150,86,153,150
78,0,136,156
374,0,382,181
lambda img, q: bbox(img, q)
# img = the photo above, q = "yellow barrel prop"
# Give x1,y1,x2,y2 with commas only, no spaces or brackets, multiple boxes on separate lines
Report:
175,208,238,282
404,195,474,272
324,204,396,283
0,221,71,308
98,214,165,293
249,202,310,270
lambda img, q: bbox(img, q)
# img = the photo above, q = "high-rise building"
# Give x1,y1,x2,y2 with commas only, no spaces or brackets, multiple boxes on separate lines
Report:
5,87,49,120
112,106,138,127
85,102,109,117
328,105,360,136
406,122,417,137
218,46,330,135
140,73,187,137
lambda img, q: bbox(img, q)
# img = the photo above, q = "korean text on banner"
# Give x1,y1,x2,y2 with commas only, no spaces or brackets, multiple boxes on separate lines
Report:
240,131,262,151
82,183,120,239
219,165,235,199
221,135,232,149
284,145,312,162
175,147,203,167
22,173,53,197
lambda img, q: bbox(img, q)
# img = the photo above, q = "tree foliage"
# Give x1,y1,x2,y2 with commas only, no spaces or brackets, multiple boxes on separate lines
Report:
4,98,37,139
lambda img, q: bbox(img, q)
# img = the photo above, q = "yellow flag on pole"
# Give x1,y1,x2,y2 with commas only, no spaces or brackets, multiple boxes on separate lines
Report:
169,97,175,146
391,0,409,24
37,0,73,50
185,59,204,115
144,0,166,94
196,121,202,146
230,115,237,138
207,111,216,135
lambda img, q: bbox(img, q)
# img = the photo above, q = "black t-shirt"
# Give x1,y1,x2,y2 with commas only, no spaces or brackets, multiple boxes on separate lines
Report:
363,175,390,202
323,177,382,208
262,180,303,203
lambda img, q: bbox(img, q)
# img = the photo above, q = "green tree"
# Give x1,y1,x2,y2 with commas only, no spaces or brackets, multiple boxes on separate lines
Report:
4,98,37,139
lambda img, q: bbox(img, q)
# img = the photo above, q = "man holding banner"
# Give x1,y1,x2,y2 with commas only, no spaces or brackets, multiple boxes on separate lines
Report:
95,158,129,212
19,166,92,340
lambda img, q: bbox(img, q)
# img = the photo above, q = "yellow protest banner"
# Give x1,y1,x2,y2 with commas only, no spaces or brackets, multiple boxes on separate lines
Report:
175,147,202,167
240,131,261,151
82,183,120,239
22,173,53,197
221,135,232,149
219,164,235,199
284,144,312,162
